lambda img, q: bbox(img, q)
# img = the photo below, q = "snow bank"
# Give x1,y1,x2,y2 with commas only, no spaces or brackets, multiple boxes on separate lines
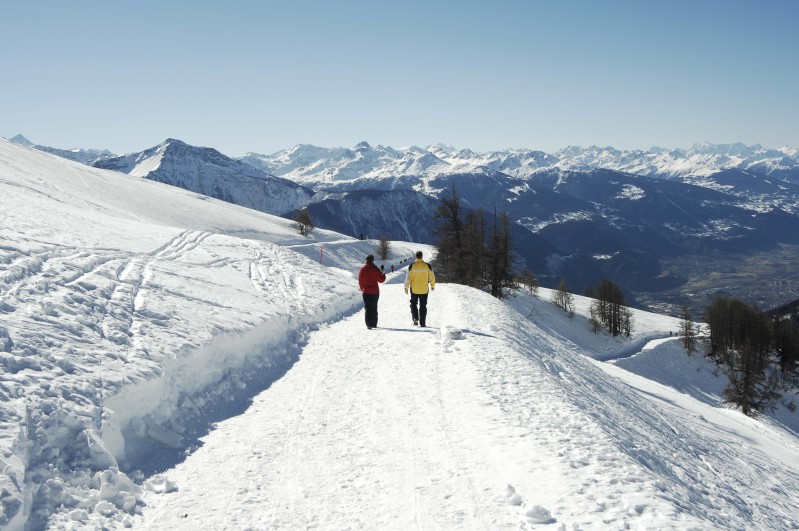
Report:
0,140,361,528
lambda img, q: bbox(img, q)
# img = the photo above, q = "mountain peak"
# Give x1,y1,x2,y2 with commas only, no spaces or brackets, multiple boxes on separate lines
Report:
354,141,372,150
10,134,34,146
162,138,188,148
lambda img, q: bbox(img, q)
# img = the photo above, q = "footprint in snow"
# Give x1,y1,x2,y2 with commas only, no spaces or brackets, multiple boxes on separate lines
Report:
504,484,523,506
438,326,466,353
439,326,464,340
524,505,555,525
504,485,555,525
144,474,178,494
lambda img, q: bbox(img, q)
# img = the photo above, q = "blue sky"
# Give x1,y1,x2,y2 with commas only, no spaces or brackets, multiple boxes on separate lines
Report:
2,0,797,156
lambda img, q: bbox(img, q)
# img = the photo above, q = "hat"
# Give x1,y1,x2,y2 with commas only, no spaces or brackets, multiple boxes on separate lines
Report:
366,254,375,263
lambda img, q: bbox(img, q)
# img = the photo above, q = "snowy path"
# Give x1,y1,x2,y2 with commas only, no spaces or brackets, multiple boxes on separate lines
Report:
134,283,730,530
133,282,799,530
136,283,532,529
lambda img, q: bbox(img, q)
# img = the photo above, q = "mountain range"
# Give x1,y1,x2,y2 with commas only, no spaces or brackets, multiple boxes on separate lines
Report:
242,140,799,190
9,134,799,314
8,134,115,165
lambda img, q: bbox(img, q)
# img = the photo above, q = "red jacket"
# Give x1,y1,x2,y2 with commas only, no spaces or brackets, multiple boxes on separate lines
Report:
358,263,386,294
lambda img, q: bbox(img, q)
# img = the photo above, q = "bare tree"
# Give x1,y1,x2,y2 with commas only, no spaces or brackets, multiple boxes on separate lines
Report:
680,305,697,354
519,269,539,297
435,186,515,299
704,296,781,415
294,208,314,237
435,185,466,283
551,278,575,318
588,279,629,337
771,315,799,375
488,209,514,299
621,306,634,337
589,304,602,334
377,235,391,261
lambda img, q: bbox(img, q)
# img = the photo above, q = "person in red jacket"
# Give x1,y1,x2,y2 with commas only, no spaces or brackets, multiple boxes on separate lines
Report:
358,254,386,329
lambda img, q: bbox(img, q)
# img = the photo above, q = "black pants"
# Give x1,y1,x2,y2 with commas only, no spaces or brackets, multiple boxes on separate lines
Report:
410,292,428,326
363,293,379,328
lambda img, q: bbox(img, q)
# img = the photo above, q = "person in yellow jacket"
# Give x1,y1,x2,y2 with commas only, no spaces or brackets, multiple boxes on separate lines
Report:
404,250,436,327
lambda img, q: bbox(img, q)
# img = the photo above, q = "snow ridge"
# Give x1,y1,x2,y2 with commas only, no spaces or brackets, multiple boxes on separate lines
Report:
94,139,314,216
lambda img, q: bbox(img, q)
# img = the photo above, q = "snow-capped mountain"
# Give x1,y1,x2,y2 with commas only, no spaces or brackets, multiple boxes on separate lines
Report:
240,141,456,191
13,133,799,187
554,142,799,181
242,140,799,185
241,141,564,194
8,133,116,165
93,139,314,216
239,140,799,222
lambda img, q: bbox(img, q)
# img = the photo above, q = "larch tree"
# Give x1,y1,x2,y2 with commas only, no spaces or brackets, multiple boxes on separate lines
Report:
294,208,314,237
377,235,391,261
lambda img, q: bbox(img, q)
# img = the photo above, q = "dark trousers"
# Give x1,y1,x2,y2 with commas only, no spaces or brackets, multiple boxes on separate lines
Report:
410,293,428,326
363,293,379,328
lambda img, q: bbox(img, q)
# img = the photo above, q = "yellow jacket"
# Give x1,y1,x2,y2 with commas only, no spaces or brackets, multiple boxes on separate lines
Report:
405,259,436,294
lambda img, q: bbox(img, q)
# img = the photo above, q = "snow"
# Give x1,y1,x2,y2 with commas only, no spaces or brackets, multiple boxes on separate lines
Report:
615,184,646,200
518,211,595,232
2,138,799,529
241,140,799,192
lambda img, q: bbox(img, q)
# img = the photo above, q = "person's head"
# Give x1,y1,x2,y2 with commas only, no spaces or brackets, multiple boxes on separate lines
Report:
415,251,423,259
366,254,375,264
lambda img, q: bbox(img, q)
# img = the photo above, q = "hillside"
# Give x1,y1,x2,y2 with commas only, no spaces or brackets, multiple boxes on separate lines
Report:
1,139,798,529
0,139,392,528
